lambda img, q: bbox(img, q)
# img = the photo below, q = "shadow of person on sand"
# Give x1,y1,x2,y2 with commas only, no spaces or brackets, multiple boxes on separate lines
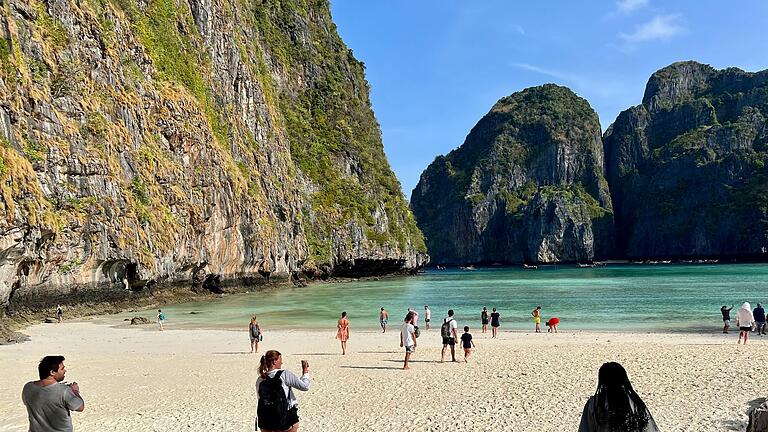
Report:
721,397,766,431
294,353,338,356
339,365,401,370
383,359,442,364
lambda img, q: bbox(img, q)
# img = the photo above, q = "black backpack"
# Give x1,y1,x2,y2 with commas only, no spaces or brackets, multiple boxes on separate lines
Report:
441,318,454,338
257,370,289,430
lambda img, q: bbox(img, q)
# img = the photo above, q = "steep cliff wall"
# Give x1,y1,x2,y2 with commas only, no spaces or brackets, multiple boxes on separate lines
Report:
411,85,613,264
0,0,426,314
604,61,768,258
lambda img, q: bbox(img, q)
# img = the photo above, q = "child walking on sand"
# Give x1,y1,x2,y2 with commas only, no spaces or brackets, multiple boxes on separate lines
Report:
460,326,475,362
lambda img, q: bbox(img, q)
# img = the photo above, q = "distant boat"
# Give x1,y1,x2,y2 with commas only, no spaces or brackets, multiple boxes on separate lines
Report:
435,265,446,270
522,264,538,270
460,265,476,271
577,263,595,268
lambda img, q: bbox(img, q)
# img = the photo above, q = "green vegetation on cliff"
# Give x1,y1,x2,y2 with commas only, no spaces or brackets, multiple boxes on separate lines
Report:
412,84,613,264
251,0,425,264
605,61,768,258
0,0,425,299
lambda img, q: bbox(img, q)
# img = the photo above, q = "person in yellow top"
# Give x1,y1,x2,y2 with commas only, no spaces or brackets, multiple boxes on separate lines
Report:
532,306,542,333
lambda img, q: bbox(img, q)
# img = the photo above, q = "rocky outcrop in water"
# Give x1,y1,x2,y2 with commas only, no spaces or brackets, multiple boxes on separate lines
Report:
411,85,613,264
604,61,768,258
0,0,426,316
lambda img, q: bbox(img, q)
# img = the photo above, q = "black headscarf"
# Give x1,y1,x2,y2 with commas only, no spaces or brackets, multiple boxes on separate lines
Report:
592,362,652,431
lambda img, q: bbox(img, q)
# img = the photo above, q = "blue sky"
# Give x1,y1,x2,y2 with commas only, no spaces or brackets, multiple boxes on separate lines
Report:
330,0,768,198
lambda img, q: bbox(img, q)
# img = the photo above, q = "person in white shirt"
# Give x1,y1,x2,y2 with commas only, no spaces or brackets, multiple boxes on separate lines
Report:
440,309,459,363
736,302,755,345
255,350,311,431
400,311,417,370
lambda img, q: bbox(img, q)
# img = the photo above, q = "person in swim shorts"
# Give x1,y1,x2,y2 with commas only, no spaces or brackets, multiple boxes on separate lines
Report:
481,307,489,334
532,306,542,333
379,308,389,333
424,305,431,330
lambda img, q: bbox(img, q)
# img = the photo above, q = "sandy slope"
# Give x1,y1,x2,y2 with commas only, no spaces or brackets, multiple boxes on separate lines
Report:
0,319,765,431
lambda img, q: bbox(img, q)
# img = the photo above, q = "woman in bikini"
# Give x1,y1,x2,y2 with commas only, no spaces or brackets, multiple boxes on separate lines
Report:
336,311,350,355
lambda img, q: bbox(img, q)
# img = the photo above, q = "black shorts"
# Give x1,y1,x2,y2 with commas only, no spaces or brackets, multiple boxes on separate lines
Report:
740,326,753,331
257,406,299,430
425,318,430,323
491,322,500,328
481,319,489,325
442,336,455,346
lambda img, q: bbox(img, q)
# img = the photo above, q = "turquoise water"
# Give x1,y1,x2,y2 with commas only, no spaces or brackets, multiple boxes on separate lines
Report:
134,264,768,332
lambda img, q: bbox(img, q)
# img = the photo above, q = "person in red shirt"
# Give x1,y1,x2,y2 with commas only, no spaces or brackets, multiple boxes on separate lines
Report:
545,317,559,333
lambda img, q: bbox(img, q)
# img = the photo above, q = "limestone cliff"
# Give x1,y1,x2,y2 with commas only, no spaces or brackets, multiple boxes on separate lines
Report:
411,85,613,265
604,61,768,258
0,0,426,314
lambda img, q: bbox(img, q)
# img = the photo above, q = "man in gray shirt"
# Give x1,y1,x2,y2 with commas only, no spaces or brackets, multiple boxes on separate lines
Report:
22,356,85,432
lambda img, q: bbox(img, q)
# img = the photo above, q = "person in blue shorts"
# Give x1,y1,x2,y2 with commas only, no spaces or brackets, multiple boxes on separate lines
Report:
379,308,389,333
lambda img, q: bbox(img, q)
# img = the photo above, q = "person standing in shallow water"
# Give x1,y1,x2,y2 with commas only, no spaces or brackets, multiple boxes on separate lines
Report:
480,307,489,334
424,305,431,330
721,304,734,333
336,312,350,355
578,362,659,432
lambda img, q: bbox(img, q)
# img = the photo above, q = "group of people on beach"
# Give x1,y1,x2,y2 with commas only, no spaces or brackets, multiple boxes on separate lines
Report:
337,305,560,370
721,302,766,345
37,301,759,432
22,354,659,432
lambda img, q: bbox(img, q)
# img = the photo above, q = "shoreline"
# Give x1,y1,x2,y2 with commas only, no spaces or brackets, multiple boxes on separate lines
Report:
1,320,765,431
0,272,415,344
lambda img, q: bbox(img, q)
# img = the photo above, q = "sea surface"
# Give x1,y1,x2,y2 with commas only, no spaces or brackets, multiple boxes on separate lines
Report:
120,263,768,332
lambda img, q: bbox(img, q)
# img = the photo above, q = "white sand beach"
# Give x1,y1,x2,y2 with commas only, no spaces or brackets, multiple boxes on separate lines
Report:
0,320,765,431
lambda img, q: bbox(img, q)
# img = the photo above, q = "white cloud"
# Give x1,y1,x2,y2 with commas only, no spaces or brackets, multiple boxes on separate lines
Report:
512,63,584,86
512,24,526,36
620,14,684,42
616,0,648,15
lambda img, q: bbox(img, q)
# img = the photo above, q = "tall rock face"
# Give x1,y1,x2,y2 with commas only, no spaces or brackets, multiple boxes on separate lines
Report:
604,61,768,258
411,85,613,265
0,0,426,311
